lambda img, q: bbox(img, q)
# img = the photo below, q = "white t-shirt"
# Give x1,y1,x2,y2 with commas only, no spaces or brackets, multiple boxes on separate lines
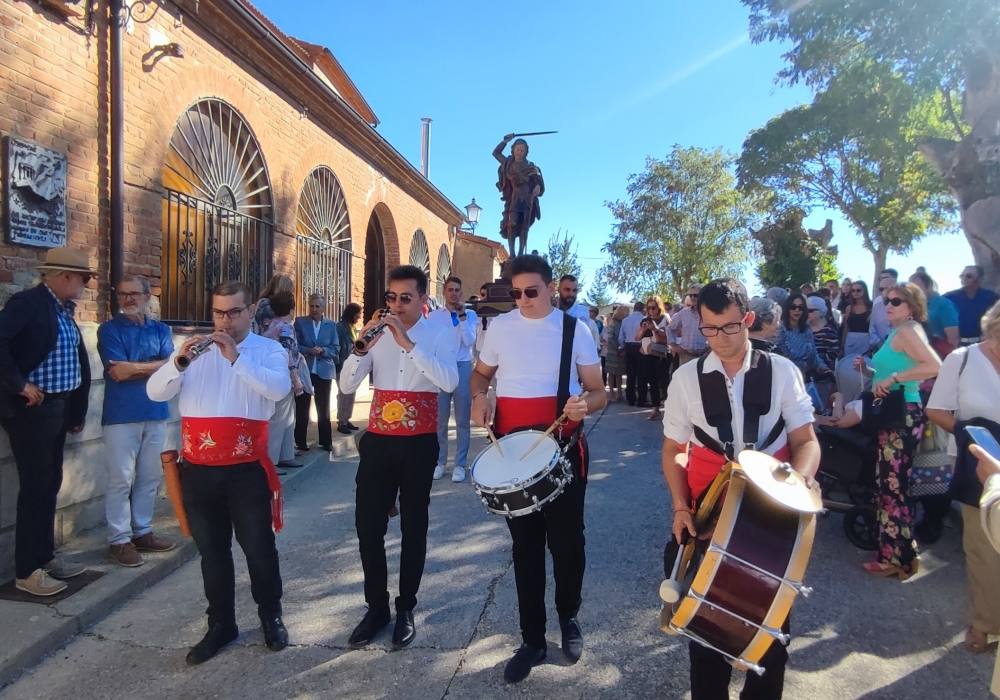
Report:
662,343,814,456
926,344,1000,456
479,308,600,397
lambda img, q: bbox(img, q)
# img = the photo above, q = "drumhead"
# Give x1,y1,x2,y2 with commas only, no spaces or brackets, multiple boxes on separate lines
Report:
473,431,560,488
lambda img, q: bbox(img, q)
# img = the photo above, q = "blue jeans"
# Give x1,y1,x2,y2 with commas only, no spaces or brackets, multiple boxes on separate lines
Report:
437,360,472,469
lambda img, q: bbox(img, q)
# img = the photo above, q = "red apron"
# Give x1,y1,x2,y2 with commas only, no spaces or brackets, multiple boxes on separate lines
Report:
181,417,283,532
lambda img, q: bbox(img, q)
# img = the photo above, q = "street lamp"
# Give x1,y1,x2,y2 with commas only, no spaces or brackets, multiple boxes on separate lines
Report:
464,198,482,233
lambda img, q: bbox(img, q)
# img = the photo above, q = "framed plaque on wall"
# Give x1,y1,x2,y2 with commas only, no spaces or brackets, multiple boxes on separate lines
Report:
4,135,68,248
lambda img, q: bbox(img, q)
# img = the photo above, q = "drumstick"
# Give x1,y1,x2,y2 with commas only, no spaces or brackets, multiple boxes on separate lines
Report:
485,424,505,458
519,414,568,461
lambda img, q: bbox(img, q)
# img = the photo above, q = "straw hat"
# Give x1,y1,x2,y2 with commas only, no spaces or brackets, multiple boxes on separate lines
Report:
36,247,96,275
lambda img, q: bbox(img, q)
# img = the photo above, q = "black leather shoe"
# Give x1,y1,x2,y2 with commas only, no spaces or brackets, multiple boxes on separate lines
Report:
392,609,416,649
560,617,583,663
347,422,360,431
261,616,289,651
503,643,546,683
186,623,238,666
338,425,352,435
348,606,391,649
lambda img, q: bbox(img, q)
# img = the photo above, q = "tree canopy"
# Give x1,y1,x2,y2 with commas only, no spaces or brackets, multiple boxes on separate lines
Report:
603,146,766,300
546,229,583,287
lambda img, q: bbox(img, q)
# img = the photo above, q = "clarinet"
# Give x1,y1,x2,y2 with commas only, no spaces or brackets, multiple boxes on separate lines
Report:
176,336,215,369
354,309,390,352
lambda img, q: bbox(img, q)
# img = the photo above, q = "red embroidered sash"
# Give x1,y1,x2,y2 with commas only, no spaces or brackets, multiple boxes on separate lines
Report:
368,389,438,435
494,396,581,435
686,442,791,503
181,417,283,532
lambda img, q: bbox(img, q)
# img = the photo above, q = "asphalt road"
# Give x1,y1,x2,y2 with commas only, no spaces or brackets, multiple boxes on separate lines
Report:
2,403,994,699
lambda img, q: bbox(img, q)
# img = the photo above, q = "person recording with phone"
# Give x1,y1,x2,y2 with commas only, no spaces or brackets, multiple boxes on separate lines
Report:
338,265,459,652
927,299,1000,655
147,280,291,666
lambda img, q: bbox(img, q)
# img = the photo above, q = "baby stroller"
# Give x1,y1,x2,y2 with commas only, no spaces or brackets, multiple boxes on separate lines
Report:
815,425,878,550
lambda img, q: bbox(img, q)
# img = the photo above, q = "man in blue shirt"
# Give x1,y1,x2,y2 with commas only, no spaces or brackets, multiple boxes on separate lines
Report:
293,294,340,449
97,275,175,567
945,265,1000,346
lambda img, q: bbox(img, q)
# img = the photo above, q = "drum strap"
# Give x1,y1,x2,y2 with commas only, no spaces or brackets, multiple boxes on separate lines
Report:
556,311,576,421
694,350,783,460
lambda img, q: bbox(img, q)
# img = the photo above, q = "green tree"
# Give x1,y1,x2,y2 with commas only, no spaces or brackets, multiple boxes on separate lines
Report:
603,146,766,301
546,229,583,288
585,274,612,307
743,0,1000,284
754,209,839,289
737,61,956,283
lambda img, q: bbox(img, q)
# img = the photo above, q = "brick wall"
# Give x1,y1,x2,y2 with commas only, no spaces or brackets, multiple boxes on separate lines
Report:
0,0,459,581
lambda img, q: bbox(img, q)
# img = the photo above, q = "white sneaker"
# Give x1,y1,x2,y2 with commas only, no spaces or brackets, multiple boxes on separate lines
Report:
452,466,467,483
16,568,68,597
432,465,445,480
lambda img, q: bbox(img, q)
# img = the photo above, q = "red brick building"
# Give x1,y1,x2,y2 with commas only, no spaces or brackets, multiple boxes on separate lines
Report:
0,0,464,579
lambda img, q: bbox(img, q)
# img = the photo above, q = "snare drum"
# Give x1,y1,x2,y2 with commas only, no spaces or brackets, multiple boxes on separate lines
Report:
471,430,573,518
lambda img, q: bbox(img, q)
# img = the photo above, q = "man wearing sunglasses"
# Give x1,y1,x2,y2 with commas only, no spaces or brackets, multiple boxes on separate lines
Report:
661,278,820,700
471,254,607,683
148,280,292,665
945,265,999,346
97,275,176,567
339,265,459,652
0,247,93,597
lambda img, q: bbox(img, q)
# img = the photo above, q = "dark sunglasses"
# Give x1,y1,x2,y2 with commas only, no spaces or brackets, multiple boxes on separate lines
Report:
509,286,542,300
790,304,805,311
384,292,415,304
886,297,906,307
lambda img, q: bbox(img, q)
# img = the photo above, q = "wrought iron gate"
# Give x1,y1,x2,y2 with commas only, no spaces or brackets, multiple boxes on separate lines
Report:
297,235,353,320
161,189,273,324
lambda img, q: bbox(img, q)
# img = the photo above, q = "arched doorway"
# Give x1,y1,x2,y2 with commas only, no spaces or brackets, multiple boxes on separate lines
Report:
364,214,386,319
160,98,273,323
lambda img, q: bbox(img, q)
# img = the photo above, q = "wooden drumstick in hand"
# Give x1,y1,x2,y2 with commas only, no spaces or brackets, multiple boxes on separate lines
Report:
519,414,568,461
485,424,505,458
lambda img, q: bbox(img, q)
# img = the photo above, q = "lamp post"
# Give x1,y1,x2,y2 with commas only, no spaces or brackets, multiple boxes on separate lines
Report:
464,198,482,234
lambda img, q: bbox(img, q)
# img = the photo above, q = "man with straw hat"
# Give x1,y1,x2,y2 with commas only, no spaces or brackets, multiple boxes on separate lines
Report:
0,247,93,596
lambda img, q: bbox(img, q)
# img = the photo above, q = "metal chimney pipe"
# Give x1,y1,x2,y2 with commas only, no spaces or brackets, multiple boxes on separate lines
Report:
420,117,432,178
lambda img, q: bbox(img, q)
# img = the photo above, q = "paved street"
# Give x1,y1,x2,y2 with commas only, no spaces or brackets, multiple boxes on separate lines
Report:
2,403,995,699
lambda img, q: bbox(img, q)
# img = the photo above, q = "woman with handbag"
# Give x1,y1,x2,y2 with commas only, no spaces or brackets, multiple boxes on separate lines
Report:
855,283,941,579
926,300,1000,654
636,296,670,421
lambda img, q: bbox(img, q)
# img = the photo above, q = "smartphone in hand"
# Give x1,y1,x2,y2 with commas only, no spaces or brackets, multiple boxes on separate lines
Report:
965,426,1000,460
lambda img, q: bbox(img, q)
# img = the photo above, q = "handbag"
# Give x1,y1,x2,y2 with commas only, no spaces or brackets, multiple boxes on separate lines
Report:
859,388,907,434
909,423,954,497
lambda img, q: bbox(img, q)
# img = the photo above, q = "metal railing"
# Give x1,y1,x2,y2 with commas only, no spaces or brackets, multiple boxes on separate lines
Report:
296,235,353,321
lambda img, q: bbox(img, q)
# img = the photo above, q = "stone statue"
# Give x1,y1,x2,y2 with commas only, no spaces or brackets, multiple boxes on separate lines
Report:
493,133,545,259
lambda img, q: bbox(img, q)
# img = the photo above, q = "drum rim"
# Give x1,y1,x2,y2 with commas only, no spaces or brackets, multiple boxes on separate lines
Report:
471,433,564,494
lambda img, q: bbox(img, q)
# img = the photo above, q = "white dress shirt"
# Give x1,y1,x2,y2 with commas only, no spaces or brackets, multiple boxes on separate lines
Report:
428,307,479,362
662,341,814,456
340,316,459,394
565,303,601,351
146,332,291,420
619,310,645,345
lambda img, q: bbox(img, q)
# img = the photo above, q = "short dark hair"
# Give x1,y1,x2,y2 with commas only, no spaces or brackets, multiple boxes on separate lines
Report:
633,301,645,311
212,280,253,305
445,275,462,287
269,290,295,317
341,302,362,324
388,264,428,295
559,274,577,284
509,254,553,284
698,278,749,317
880,268,899,280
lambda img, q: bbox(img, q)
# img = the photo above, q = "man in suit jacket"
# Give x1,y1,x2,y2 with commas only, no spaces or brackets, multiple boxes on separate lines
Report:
293,294,340,450
0,248,93,597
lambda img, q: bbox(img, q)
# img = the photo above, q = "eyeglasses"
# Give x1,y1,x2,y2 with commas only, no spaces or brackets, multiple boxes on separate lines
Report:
115,291,146,300
509,286,542,300
807,308,820,314
886,297,906,307
789,304,805,311
384,292,415,304
211,306,248,320
699,321,743,337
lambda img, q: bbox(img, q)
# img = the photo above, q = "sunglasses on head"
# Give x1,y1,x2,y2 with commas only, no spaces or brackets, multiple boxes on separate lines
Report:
384,292,415,304
886,297,906,307
509,286,542,300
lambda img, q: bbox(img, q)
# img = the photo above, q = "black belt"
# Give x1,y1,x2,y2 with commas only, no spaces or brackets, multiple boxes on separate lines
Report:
43,390,72,399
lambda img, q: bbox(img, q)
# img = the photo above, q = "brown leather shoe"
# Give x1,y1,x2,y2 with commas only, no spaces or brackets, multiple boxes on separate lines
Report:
109,542,144,567
132,532,176,553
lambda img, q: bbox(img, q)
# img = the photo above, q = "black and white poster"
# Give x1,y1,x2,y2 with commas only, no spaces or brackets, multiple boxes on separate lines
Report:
5,135,67,248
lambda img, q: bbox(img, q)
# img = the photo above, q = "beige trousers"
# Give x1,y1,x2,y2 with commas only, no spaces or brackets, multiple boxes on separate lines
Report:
962,504,1000,636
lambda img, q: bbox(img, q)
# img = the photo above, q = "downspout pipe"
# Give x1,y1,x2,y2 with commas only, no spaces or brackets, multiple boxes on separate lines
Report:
109,0,124,313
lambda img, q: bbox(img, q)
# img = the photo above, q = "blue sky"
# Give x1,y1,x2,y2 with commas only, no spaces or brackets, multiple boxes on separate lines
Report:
254,0,972,299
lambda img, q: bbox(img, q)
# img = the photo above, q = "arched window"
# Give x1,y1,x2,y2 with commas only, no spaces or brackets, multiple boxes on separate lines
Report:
296,166,352,318
435,244,451,304
409,229,430,279
161,98,273,323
